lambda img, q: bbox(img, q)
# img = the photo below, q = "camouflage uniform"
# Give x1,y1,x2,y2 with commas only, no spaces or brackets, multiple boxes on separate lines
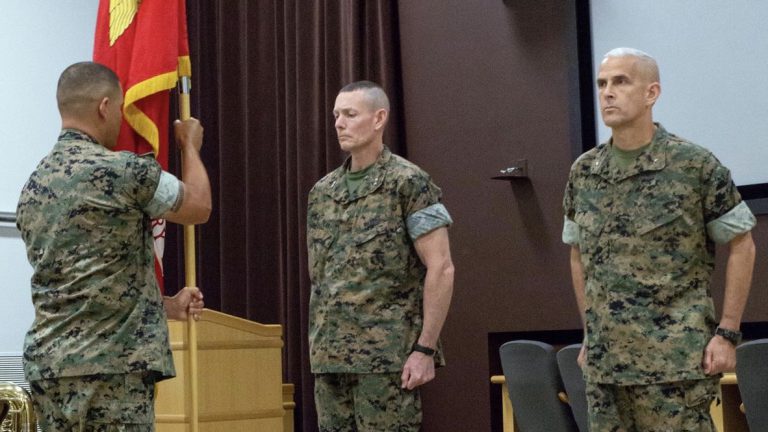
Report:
586,379,718,432
562,124,755,430
30,373,156,431
313,373,421,432
307,147,451,430
16,130,182,429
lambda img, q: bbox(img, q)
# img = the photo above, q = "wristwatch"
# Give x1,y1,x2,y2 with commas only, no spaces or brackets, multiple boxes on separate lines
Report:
411,342,436,356
715,326,742,346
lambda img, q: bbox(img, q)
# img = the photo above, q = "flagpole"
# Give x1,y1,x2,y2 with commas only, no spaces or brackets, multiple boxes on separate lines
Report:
178,75,199,432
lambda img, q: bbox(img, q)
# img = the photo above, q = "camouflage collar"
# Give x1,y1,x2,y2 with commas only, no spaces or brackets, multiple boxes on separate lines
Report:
591,123,669,182
59,128,100,145
329,146,392,203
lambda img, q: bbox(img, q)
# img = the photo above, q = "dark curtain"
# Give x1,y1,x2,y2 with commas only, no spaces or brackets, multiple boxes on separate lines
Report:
164,2,405,430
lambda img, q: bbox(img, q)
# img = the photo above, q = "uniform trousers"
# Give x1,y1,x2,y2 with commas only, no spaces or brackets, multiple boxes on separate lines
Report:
30,372,156,432
314,372,421,432
586,378,719,432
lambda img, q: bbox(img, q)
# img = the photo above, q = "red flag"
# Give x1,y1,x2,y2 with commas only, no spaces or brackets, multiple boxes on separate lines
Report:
93,0,191,293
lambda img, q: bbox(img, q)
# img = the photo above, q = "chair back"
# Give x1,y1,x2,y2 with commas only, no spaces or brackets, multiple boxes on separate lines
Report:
0,382,36,432
499,340,578,432
556,344,588,432
736,338,768,431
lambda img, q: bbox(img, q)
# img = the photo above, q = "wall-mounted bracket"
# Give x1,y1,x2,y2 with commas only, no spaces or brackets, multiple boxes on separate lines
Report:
491,159,528,180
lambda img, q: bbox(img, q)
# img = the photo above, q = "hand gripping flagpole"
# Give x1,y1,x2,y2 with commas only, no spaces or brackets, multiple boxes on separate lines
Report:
178,74,200,432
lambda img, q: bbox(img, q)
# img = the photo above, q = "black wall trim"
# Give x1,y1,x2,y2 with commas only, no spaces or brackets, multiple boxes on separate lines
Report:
575,0,596,157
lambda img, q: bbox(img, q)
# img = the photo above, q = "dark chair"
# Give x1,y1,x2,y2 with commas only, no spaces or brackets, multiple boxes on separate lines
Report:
499,340,578,432
736,338,768,431
556,343,588,432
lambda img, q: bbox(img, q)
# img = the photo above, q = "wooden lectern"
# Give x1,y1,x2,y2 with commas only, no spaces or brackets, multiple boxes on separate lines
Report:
155,309,294,431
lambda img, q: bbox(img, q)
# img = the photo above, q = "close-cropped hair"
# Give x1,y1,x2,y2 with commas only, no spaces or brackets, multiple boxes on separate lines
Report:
603,47,660,83
339,80,390,111
56,61,120,114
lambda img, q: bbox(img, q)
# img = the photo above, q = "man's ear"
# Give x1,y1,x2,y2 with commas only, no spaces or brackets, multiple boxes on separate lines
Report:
373,108,388,131
98,96,110,119
646,82,661,107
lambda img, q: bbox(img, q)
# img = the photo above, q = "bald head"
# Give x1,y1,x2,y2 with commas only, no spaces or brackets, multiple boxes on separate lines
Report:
57,62,121,118
603,47,660,84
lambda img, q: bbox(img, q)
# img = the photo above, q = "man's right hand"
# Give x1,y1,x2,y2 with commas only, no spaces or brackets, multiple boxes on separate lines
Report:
174,118,203,152
164,286,204,321
401,351,436,390
164,117,212,225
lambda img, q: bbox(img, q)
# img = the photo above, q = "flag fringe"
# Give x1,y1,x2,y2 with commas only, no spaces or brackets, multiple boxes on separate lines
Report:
123,55,192,156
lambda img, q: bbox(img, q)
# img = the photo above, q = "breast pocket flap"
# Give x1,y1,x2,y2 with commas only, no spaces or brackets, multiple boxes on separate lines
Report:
635,209,683,236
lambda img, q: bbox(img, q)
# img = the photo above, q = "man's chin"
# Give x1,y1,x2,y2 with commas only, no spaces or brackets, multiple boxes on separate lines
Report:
601,117,623,128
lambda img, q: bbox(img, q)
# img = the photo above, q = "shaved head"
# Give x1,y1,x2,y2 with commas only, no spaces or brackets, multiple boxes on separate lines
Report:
57,62,121,117
603,47,660,84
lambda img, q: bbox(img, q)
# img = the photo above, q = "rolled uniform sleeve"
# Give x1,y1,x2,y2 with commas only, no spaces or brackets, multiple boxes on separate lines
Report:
707,201,756,244
562,170,579,245
701,155,756,244
402,171,452,241
144,171,183,218
562,216,580,245
406,203,452,240
126,154,182,218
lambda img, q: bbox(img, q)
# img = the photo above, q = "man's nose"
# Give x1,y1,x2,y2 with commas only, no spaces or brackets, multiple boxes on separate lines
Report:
335,116,344,129
602,83,615,98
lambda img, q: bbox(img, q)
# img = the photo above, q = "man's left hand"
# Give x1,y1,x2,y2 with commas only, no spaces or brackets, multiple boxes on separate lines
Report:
164,286,205,321
702,335,736,375
401,352,435,390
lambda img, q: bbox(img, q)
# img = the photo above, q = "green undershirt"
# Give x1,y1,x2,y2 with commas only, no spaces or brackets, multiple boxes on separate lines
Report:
345,163,375,195
610,142,650,170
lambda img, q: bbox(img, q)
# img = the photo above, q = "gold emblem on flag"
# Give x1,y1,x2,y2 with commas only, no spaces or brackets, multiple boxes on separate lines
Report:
109,0,142,46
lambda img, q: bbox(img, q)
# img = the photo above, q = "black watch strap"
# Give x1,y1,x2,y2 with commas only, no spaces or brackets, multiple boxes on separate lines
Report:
715,326,742,345
411,342,436,356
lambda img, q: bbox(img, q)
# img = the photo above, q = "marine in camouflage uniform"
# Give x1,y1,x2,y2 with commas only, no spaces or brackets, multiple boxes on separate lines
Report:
308,81,454,431
16,62,209,431
562,49,756,431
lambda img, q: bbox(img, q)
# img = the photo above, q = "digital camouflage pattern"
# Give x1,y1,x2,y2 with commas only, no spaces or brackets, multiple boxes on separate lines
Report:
563,124,755,385
30,373,156,431
586,378,718,432
307,147,450,374
17,129,175,382
314,372,421,431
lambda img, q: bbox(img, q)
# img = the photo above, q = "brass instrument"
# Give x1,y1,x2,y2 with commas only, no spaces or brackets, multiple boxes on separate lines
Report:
0,382,36,432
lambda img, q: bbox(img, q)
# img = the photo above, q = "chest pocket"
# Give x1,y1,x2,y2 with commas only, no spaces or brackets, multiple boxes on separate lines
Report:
574,211,605,239
634,209,684,236
352,219,408,272
354,220,402,243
